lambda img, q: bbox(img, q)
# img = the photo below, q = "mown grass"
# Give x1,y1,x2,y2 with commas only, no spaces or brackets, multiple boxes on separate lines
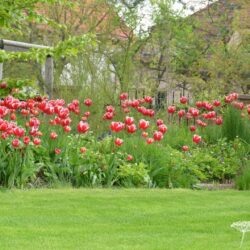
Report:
0,189,249,250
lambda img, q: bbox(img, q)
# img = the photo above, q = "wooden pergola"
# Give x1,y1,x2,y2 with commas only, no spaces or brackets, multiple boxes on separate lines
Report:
238,94,250,104
0,39,54,97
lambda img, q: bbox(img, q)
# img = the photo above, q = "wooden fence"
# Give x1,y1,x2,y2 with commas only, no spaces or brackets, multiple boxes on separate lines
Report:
0,39,54,98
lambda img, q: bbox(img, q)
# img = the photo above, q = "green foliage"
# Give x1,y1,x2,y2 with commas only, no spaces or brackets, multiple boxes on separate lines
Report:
121,138,201,188
188,138,249,183
0,0,72,32
0,124,249,189
118,162,150,187
236,167,250,190
121,135,249,188
162,124,192,149
0,143,39,188
222,106,250,143
0,78,40,99
0,34,97,63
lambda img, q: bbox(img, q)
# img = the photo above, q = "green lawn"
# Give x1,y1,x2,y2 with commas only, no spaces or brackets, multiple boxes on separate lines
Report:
0,189,249,250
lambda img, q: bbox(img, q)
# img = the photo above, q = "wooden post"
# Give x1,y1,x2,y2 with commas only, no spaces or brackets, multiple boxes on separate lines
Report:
0,40,3,80
45,55,54,98
0,63,3,80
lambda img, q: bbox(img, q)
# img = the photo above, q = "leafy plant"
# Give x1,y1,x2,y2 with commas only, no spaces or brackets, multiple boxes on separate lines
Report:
117,162,150,187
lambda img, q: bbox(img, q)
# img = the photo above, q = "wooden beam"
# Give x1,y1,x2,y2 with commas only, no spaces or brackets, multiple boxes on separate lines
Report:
238,94,250,104
0,39,50,52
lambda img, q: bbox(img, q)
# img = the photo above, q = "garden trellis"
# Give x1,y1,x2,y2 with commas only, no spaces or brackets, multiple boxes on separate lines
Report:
0,39,54,97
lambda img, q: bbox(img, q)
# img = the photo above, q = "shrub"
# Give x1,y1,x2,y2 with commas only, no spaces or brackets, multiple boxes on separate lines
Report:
117,162,151,187
236,167,250,190
222,106,250,143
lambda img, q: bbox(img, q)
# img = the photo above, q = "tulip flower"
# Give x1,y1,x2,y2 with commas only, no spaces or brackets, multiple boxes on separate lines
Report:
80,147,87,153
72,99,79,107
233,102,244,110
84,111,91,117
1,132,8,140
146,109,155,117
193,134,201,144
139,98,145,104
127,154,133,161
139,119,149,130
0,82,7,89
81,116,88,121
121,100,130,108
167,106,176,114
225,95,232,103
125,116,134,125
110,122,125,132
61,118,71,127
77,121,89,133
231,92,239,100
127,124,137,133
137,106,146,114
12,139,20,148
21,109,29,116
215,117,223,125
180,96,188,104
55,148,61,154
106,105,115,113
182,145,189,151
50,132,58,140
131,100,140,108
10,113,16,120
203,102,213,111
146,138,154,144
195,101,203,109
64,126,71,133
190,125,196,132
158,124,167,134
144,96,153,103
119,93,128,100
84,98,92,106
23,136,30,145
13,127,25,138
29,117,40,127
33,138,41,145
153,131,163,141
156,119,164,126
123,108,130,113
114,138,123,146
189,108,199,117
213,100,221,107
58,108,69,119
178,110,186,118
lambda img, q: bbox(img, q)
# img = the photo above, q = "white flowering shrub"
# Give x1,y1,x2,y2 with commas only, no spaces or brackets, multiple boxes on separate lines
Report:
231,221,250,248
